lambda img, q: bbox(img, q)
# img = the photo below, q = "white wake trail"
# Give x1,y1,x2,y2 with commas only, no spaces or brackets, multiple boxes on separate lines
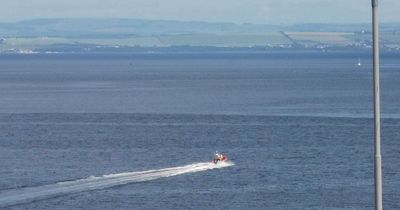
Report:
0,161,234,208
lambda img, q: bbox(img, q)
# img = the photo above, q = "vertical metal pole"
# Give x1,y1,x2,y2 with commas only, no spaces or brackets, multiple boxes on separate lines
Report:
372,0,383,209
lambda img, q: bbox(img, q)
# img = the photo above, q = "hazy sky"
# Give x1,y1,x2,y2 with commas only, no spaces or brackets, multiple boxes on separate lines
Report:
1,0,399,24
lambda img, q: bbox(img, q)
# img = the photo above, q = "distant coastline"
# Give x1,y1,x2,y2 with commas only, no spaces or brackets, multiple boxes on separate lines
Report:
1,48,399,61
1,18,400,54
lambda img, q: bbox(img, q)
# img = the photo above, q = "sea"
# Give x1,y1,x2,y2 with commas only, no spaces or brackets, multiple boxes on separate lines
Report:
0,51,399,209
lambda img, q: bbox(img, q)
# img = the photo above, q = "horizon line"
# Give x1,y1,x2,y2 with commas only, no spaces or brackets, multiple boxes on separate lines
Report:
1,17,400,26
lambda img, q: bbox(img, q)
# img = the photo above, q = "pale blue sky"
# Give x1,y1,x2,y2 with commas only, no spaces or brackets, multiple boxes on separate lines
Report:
1,0,399,24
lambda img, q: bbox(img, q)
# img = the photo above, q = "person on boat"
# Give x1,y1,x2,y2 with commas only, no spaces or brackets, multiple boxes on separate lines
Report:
213,151,228,163
213,152,221,163
215,152,221,160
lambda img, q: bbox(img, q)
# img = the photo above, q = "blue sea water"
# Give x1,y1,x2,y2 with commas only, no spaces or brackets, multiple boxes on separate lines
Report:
0,52,399,209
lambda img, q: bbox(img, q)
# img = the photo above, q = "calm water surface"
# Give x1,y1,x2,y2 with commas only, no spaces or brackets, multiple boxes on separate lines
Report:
0,53,399,209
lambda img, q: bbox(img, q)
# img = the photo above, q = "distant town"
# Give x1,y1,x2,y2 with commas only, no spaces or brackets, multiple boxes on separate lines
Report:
0,18,399,54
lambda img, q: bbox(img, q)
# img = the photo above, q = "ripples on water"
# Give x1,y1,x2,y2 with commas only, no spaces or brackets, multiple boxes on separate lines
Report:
0,53,399,209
